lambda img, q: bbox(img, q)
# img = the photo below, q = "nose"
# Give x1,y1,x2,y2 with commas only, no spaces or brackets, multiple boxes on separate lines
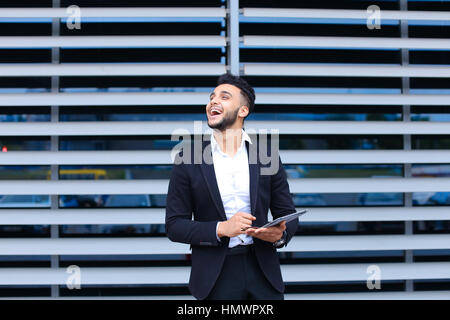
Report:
210,95,220,106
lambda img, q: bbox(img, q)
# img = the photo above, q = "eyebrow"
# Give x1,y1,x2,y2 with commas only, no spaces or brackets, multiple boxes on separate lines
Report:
210,90,233,98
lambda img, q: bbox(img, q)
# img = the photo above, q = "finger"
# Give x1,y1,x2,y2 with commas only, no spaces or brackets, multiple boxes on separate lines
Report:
240,218,255,226
245,227,262,234
236,212,256,220
240,217,254,226
240,224,253,231
270,221,286,231
255,228,268,234
245,229,256,236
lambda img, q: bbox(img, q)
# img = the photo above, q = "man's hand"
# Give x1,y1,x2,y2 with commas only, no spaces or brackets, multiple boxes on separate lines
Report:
245,221,286,243
217,212,256,238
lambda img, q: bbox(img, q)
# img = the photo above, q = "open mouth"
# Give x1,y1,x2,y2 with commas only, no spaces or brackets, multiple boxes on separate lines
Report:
210,107,223,117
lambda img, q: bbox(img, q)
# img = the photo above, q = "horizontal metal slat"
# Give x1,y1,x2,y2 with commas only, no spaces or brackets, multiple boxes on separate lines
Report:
243,36,450,50
0,180,169,195
243,8,450,21
2,92,450,106
282,262,450,282
1,150,450,165
281,234,450,253
0,7,226,18
0,36,226,48
0,63,226,76
246,121,450,135
0,209,166,225
0,177,450,195
287,177,450,193
0,207,448,225
0,121,449,136
256,93,450,106
0,237,188,255
5,291,450,300
0,92,206,106
0,266,189,285
297,207,450,222
286,291,450,300
0,151,172,165
0,262,449,285
0,234,449,255
280,150,450,165
244,63,450,78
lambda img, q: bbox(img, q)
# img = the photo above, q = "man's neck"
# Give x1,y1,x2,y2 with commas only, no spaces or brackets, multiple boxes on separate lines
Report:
213,127,243,158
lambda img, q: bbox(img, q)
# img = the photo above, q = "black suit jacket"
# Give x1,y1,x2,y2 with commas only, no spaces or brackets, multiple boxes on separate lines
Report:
165,136,297,300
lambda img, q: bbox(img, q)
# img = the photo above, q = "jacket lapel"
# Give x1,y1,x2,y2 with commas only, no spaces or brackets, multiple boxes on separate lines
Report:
200,139,227,221
247,140,260,217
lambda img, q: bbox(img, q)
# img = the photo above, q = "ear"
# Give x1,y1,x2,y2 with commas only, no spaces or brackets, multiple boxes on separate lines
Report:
239,105,249,118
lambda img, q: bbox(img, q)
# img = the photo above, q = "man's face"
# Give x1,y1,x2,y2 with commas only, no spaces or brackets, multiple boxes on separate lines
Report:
206,84,247,131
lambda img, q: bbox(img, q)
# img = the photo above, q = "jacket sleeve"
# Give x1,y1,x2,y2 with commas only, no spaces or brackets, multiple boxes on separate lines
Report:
165,161,222,247
269,156,298,245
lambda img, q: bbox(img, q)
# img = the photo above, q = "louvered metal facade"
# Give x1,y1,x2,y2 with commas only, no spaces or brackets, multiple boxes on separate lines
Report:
0,0,449,299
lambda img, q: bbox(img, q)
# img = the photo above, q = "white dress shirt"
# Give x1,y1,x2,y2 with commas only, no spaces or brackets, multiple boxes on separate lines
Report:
212,129,253,248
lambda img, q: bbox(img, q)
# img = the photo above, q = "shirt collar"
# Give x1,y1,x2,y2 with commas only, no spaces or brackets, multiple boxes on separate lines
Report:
210,129,252,153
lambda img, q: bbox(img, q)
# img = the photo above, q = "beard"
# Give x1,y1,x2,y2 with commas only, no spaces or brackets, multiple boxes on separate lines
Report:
207,106,240,131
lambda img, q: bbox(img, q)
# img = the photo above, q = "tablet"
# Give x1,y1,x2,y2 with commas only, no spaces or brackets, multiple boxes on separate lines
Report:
260,209,308,228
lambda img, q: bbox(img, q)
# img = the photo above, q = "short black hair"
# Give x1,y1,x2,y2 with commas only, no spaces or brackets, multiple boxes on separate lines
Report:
217,73,255,115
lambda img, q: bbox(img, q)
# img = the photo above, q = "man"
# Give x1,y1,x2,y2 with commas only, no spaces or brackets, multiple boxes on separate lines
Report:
165,73,298,300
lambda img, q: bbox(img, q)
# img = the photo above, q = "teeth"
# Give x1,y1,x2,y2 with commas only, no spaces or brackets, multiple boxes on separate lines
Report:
211,108,222,115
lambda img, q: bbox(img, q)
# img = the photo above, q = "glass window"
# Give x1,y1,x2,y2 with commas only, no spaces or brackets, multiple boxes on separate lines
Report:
295,221,405,236
413,136,450,149
0,107,50,122
293,192,404,207
411,107,450,122
0,225,50,237
0,137,50,151
284,281,404,294
285,164,403,178
59,224,164,237
0,286,51,298
0,255,51,268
